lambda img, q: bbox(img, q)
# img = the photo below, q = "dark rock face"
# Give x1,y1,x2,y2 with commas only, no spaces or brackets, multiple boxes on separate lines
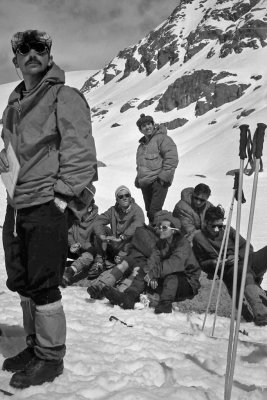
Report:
120,98,139,113
138,95,162,110
164,118,188,130
156,70,250,116
236,108,255,119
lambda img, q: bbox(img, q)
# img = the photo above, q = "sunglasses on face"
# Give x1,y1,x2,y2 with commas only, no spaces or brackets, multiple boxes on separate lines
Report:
16,42,48,56
193,195,206,203
211,224,224,230
158,225,180,232
117,193,130,200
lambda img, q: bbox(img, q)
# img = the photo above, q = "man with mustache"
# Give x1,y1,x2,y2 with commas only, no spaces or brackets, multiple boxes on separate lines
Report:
0,30,97,388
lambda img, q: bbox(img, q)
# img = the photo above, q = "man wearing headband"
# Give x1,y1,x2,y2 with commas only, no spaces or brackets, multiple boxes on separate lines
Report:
0,30,98,388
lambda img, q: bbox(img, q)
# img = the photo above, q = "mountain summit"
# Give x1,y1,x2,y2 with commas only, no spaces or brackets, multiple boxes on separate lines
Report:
82,0,267,138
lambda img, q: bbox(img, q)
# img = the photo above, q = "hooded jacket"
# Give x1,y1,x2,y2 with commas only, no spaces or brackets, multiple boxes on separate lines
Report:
136,124,178,188
173,187,212,242
68,204,99,252
93,199,145,240
1,63,97,210
148,235,201,295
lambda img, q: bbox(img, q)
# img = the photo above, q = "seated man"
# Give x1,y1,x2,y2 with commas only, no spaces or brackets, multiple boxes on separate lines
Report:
192,205,267,326
87,220,160,299
102,211,201,313
62,199,99,286
89,185,145,278
173,183,212,243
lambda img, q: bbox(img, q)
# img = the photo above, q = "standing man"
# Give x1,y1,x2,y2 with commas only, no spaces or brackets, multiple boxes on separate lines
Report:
0,30,97,389
173,183,212,243
135,114,178,224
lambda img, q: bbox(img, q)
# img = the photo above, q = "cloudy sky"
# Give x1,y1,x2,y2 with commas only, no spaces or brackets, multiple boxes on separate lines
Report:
0,0,180,85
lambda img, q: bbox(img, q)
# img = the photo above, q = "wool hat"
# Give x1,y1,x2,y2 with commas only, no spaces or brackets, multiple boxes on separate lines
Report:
153,210,181,230
11,30,52,54
136,114,154,129
115,185,131,198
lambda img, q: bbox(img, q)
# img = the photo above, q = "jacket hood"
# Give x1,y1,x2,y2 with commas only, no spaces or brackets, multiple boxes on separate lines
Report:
139,123,167,144
180,187,194,205
8,62,65,105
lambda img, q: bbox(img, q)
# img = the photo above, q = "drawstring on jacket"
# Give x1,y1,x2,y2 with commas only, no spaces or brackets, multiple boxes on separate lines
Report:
13,209,18,237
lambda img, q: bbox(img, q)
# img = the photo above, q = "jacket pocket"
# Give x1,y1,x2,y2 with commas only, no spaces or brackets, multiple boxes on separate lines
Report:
145,153,162,171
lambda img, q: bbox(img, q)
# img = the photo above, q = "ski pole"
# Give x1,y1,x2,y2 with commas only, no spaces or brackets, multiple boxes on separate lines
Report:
225,123,266,400
202,216,229,332
211,189,235,337
224,125,249,400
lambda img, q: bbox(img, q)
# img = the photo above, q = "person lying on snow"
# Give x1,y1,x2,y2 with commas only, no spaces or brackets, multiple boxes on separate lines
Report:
192,205,267,326
101,211,201,314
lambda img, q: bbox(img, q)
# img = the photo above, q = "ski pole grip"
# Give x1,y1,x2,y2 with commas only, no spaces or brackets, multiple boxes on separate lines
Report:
254,123,266,158
239,124,249,159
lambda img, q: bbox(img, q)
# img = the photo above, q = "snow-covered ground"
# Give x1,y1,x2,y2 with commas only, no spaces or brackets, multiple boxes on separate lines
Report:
0,64,267,398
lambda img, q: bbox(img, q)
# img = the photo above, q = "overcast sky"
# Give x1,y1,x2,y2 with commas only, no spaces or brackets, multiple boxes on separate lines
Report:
0,0,180,85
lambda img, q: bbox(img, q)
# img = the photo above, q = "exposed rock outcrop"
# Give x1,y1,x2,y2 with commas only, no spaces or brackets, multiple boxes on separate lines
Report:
156,70,250,116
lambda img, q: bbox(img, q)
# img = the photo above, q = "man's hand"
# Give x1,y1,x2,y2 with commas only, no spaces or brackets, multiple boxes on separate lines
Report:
54,197,67,213
70,243,81,253
106,235,121,242
225,255,235,265
149,279,158,290
99,234,107,242
144,274,158,289
0,149,9,173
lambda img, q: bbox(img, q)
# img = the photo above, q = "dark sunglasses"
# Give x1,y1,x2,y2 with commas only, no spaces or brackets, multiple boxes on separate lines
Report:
193,195,206,203
211,224,224,230
158,225,180,232
117,193,130,200
16,42,48,55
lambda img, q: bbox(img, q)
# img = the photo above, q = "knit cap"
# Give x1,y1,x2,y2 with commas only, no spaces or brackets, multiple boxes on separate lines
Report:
11,30,52,54
136,114,154,129
115,185,131,198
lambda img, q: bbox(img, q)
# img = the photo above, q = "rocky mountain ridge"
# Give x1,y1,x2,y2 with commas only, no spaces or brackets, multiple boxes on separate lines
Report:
81,0,267,132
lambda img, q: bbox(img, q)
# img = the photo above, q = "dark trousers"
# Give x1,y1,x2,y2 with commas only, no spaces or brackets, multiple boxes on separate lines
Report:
250,245,267,283
3,202,68,305
125,263,194,304
141,180,168,223
160,273,194,303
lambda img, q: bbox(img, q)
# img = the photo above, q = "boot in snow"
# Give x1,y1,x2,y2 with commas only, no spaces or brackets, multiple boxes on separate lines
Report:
103,287,135,309
2,347,35,373
154,300,172,314
9,357,63,389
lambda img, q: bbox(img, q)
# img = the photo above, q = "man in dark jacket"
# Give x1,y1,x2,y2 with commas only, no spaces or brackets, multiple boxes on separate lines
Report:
0,30,97,388
135,114,178,224
173,183,212,243
102,211,201,313
193,205,267,326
